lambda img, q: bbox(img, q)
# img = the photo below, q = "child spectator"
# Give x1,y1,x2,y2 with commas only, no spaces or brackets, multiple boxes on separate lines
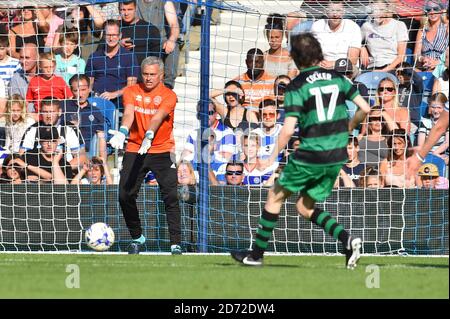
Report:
4,94,35,153
417,93,449,160
339,137,366,187
55,30,86,85
0,35,22,94
417,162,449,189
71,156,113,185
358,166,385,188
26,52,73,113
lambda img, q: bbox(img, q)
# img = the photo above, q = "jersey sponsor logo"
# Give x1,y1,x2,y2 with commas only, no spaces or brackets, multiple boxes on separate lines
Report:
136,95,143,102
134,106,157,115
144,97,152,104
154,96,162,106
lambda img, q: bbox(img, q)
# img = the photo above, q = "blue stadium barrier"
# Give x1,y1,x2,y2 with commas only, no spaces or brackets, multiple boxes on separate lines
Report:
417,71,435,93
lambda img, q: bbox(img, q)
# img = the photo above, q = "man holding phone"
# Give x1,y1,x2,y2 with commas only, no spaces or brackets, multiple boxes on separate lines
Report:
120,0,162,65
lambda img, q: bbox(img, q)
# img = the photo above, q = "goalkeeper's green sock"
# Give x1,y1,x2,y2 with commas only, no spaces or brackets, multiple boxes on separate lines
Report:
251,209,279,259
310,208,349,246
132,235,146,245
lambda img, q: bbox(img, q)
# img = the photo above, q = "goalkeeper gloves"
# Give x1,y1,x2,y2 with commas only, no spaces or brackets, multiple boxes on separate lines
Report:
108,126,129,150
138,130,154,155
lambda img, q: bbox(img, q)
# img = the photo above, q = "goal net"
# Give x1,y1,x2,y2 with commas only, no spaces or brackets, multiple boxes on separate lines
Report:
0,0,448,255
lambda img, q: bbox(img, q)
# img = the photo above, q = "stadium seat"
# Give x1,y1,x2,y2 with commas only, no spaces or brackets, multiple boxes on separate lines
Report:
416,71,435,93
87,97,118,156
405,48,414,66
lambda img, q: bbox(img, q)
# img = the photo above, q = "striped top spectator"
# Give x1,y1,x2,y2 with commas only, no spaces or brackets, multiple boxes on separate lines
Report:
421,22,448,61
0,56,22,90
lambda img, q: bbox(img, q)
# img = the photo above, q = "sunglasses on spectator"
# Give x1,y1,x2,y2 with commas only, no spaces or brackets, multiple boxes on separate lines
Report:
208,110,216,115
378,87,395,93
425,6,441,13
369,116,382,122
226,170,243,176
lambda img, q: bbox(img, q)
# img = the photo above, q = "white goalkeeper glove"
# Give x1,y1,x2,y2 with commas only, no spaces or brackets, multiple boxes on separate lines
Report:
138,130,154,155
108,126,129,150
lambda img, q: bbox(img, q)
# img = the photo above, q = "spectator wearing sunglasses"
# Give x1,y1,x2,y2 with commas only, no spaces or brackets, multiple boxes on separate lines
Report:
253,98,283,164
375,77,411,133
413,1,448,72
224,161,244,186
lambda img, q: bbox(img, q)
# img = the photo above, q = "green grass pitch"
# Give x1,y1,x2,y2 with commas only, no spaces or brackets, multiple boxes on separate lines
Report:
0,253,447,298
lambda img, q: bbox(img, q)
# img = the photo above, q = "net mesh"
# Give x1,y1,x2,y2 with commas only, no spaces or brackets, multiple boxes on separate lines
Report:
0,0,448,255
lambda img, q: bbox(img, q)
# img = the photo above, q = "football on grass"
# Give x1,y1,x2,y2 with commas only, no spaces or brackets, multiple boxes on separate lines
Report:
85,222,115,251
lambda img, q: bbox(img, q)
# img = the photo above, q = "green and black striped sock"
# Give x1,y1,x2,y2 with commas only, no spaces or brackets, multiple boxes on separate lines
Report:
310,208,349,247
251,209,279,259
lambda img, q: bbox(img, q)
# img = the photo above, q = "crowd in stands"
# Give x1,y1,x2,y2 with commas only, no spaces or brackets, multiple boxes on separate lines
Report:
0,0,448,191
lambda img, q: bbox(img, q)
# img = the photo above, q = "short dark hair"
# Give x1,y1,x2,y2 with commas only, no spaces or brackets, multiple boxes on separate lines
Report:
104,19,121,30
120,0,136,7
226,161,244,171
246,48,264,60
259,98,277,119
290,33,323,69
0,35,9,47
41,97,61,109
69,74,91,87
348,136,359,147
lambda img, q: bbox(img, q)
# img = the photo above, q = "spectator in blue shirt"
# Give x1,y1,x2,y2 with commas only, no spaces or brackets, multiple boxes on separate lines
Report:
85,19,140,111
65,74,107,160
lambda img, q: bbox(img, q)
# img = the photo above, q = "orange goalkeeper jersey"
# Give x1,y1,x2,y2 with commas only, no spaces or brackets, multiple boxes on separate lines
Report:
123,82,177,154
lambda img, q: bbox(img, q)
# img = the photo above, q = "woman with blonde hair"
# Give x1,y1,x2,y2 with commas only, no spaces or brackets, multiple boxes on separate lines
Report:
375,77,411,133
177,160,196,186
413,1,448,72
4,94,35,153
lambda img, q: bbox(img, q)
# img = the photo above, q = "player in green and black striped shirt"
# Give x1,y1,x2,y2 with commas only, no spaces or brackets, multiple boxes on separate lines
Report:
231,33,371,269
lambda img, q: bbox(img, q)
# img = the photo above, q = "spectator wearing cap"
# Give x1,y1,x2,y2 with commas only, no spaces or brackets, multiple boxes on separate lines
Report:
413,1,448,72
360,0,409,72
19,97,86,170
335,58,370,103
417,162,448,189
311,1,362,69
13,126,73,183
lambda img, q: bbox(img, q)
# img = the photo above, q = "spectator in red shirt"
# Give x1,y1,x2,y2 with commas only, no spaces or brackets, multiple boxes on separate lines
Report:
26,52,72,113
